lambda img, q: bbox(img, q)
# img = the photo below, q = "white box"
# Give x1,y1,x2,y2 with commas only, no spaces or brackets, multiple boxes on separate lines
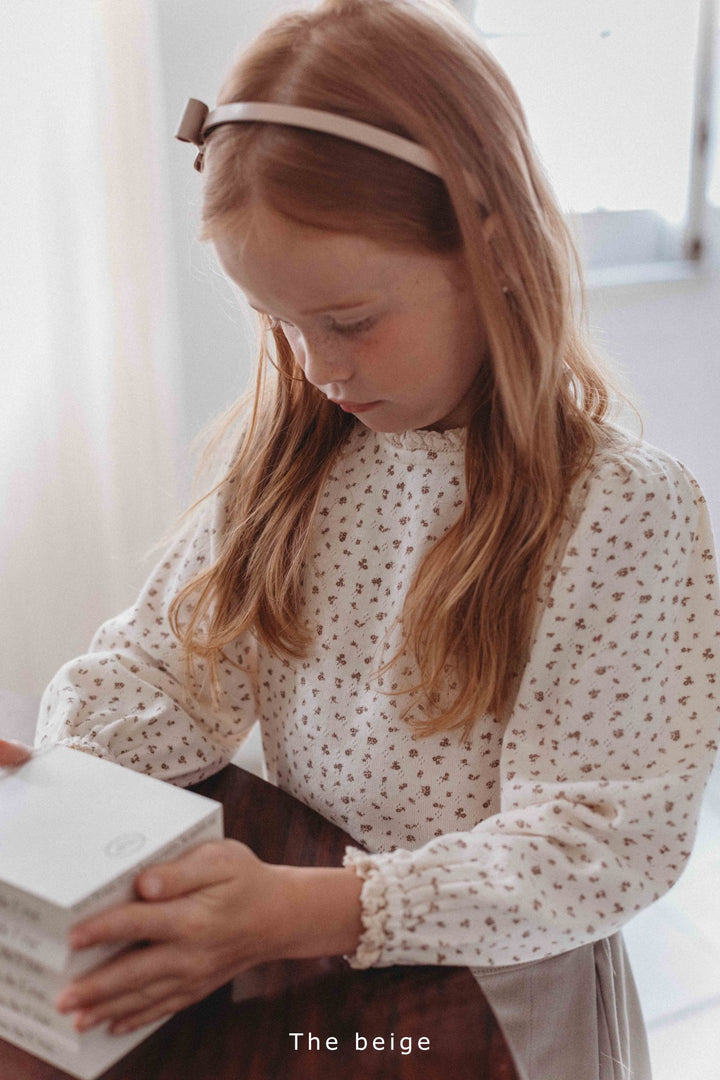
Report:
0,746,223,968
0,745,224,1077
0,997,166,1079
0,942,79,1038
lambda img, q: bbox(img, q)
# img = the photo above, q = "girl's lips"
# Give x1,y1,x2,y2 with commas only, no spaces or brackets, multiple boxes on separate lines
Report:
331,400,381,413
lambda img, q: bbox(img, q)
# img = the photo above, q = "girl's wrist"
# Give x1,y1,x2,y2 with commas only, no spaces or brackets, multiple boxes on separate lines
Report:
266,863,364,961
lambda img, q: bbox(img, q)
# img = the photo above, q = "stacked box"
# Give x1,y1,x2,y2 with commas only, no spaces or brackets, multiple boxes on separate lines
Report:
0,746,223,1079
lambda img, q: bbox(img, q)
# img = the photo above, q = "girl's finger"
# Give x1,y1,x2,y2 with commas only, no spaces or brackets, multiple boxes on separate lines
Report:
72,976,180,1033
108,993,194,1037
58,943,180,1014
70,899,181,950
134,839,244,902
0,740,33,766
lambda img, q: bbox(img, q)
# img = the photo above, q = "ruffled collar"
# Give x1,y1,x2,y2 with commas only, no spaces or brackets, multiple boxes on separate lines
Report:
374,426,466,453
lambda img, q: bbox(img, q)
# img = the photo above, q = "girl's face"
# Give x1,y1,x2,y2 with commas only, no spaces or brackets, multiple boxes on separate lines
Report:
214,203,488,433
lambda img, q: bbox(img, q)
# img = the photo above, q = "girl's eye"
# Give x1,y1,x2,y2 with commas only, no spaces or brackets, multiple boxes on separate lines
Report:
329,316,376,336
265,314,377,337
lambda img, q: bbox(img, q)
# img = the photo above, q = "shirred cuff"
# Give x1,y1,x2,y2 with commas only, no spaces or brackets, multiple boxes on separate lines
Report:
35,736,111,760
341,845,427,969
342,847,389,968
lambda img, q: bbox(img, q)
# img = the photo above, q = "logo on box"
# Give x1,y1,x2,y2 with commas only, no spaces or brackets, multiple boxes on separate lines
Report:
104,833,147,859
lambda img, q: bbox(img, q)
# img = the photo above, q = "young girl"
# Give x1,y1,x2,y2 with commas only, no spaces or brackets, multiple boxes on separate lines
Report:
2,1,719,1076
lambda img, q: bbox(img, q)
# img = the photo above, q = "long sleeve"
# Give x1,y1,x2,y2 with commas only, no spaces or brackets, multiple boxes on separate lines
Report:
342,438,720,969
35,474,259,787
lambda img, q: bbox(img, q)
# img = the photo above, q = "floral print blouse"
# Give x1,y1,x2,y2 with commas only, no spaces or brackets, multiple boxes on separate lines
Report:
36,422,720,970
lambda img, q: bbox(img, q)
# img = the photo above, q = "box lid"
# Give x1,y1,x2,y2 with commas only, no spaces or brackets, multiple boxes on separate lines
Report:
0,746,220,909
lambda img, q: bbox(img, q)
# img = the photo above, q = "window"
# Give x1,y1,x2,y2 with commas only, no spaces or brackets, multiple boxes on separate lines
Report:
467,0,716,278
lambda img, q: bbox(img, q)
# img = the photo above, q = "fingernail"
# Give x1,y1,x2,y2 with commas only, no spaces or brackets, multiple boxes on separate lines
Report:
112,1021,132,1036
75,1012,96,1032
142,875,162,898
71,930,90,949
57,992,78,1013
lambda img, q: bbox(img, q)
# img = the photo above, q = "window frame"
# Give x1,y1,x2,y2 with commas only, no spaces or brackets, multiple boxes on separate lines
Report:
453,0,718,287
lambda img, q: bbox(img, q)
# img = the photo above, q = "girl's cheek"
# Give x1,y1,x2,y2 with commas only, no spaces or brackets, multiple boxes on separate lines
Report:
363,325,402,371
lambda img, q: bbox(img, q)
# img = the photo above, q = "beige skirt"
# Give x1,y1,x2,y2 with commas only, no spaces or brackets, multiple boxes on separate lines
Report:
472,932,652,1080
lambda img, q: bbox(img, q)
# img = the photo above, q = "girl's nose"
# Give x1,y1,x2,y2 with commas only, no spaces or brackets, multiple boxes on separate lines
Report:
295,335,352,391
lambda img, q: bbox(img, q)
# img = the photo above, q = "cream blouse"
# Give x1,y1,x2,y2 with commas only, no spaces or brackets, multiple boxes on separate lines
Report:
35,422,720,971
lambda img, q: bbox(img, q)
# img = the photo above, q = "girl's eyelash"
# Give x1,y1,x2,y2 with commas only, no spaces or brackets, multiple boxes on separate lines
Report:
329,316,376,336
266,315,376,336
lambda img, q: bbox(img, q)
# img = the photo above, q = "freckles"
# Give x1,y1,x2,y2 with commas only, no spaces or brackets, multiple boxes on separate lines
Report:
370,322,409,363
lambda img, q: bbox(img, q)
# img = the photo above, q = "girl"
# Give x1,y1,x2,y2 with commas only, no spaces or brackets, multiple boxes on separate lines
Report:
2,1,719,1076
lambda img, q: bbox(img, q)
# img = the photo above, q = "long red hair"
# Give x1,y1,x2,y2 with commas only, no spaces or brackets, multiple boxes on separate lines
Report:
170,0,615,737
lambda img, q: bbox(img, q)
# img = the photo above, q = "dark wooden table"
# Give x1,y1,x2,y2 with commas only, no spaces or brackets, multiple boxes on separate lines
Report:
1,696,519,1080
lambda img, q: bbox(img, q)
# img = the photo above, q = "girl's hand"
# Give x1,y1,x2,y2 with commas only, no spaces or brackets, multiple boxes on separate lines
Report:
57,840,291,1035
0,739,33,766
56,839,363,1036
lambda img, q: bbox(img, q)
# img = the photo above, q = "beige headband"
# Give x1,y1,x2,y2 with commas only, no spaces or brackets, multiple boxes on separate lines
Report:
175,97,489,208
175,97,446,179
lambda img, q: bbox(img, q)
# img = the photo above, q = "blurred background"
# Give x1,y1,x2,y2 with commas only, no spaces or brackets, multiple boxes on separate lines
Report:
1,3,719,1075
2,0,719,694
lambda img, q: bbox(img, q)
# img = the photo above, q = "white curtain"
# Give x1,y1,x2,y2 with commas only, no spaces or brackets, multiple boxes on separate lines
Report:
0,1,181,695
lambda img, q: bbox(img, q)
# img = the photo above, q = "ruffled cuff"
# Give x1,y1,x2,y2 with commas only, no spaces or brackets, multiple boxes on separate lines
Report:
341,847,391,968
341,845,433,969
34,735,111,760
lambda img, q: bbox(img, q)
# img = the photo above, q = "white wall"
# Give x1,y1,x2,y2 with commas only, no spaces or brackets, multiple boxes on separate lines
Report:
154,0,302,486
586,211,720,536
153,1,720,538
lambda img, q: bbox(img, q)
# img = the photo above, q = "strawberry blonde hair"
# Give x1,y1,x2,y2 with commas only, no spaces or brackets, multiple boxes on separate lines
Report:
170,0,614,738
